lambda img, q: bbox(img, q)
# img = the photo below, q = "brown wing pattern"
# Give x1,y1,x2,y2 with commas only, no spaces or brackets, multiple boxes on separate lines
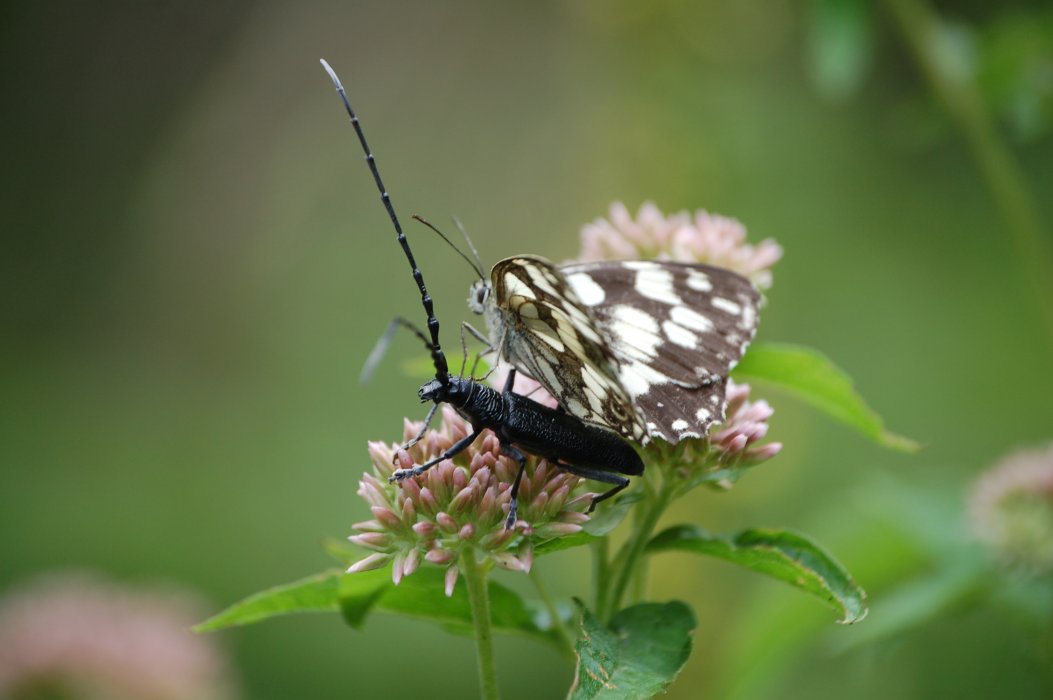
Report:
562,261,760,442
490,256,647,439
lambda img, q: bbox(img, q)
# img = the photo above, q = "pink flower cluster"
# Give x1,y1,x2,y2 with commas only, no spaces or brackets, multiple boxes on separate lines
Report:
968,443,1053,574
347,201,783,582
0,572,237,700
709,381,782,466
579,201,782,289
348,407,594,595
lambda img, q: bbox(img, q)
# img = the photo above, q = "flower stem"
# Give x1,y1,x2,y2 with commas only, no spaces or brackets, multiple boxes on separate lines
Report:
461,548,500,700
591,537,610,615
604,482,673,619
529,568,575,656
885,0,1053,350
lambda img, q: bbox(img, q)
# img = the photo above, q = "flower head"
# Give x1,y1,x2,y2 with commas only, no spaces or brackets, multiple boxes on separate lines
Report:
0,571,237,700
652,380,781,489
968,443,1053,575
348,407,593,595
707,380,782,465
579,201,782,289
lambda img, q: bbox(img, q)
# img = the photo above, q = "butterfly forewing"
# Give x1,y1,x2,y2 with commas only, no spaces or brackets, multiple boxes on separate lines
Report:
489,256,647,439
561,260,760,441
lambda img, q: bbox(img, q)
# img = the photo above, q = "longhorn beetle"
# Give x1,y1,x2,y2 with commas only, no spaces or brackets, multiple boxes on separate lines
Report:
320,59,644,529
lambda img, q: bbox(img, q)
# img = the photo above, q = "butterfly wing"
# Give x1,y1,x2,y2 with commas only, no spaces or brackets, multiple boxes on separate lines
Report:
488,256,647,440
562,261,760,442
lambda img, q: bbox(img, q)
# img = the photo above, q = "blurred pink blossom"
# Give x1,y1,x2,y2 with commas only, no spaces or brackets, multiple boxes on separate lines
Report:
968,442,1053,575
579,201,782,289
0,572,237,700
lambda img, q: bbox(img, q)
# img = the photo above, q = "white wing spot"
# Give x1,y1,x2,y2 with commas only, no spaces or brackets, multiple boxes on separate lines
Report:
741,302,757,330
662,320,698,349
671,419,689,432
525,268,560,297
581,365,611,410
515,300,540,319
686,269,712,292
712,297,742,315
504,274,537,299
670,306,713,332
634,268,681,306
566,272,606,306
696,407,711,422
610,306,662,359
623,261,660,271
537,332,565,352
619,360,673,398
566,398,586,415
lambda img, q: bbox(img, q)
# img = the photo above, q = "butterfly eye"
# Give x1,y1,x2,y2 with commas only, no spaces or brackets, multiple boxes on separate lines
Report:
467,282,489,313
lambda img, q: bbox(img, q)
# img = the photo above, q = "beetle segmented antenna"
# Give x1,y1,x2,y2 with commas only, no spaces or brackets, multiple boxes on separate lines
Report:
320,58,449,381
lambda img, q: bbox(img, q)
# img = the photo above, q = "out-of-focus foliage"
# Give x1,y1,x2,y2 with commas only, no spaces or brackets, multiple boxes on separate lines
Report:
2,0,1052,698
808,0,1053,141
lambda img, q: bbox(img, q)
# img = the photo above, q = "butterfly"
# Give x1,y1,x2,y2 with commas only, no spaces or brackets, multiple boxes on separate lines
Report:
467,256,760,444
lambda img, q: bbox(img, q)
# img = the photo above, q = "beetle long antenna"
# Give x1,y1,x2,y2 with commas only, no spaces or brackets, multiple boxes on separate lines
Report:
453,217,485,282
412,214,484,279
320,59,449,381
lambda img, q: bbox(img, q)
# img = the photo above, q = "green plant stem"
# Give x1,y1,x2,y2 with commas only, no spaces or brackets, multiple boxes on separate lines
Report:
461,548,500,700
529,568,575,656
885,0,1053,351
591,537,610,614
604,482,674,619
630,556,650,604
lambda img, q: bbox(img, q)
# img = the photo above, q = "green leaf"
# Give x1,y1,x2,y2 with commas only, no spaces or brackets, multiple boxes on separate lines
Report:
338,570,390,628
732,342,919,452
535,531,600,556
360,567,556,644
196,566,559,646
569,601,696,700
647,525,868,624
321,536,359,566
584,490,643,536
195,569,347,632
830,556,992,652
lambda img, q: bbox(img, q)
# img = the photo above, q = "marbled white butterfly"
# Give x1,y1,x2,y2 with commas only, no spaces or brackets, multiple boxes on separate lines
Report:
468,255,760,444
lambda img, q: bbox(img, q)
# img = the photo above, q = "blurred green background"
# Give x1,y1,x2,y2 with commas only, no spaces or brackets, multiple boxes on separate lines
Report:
3,1,1052,698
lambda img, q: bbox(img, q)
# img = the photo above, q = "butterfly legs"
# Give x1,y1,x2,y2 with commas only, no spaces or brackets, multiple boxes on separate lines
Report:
458,321,493,379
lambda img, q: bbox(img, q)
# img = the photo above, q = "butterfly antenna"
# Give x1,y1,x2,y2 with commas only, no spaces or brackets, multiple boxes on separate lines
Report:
453,217,485,282
320,59,449,381
412,214,485,279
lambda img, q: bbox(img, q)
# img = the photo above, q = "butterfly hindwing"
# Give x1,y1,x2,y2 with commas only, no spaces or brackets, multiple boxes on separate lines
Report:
561,260,760,441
